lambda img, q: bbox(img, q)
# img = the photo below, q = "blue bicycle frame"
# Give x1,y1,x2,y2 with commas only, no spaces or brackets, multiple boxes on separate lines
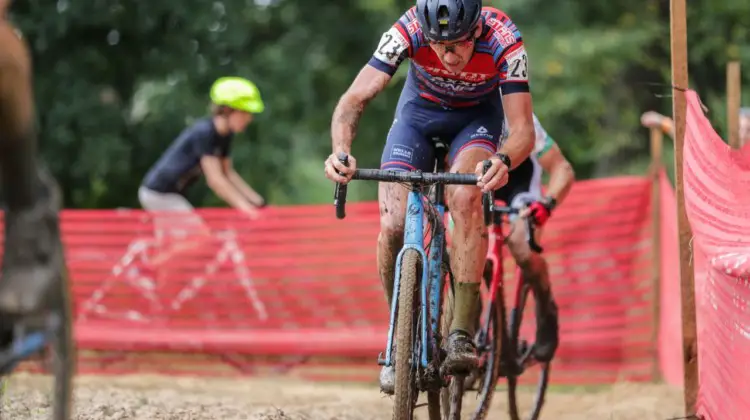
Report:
382,185,447,369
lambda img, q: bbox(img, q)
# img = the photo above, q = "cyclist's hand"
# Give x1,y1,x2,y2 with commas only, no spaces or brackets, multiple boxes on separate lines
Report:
324,152,357,184
475,156,509,193
521,197,556,226
238,202,261,220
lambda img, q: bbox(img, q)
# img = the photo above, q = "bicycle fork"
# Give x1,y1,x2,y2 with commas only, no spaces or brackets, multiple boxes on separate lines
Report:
380,189,429,369
379,188,448,370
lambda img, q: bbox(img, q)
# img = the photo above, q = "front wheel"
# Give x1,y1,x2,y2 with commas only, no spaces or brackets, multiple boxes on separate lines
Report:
393,249,421,420
506,283,550,420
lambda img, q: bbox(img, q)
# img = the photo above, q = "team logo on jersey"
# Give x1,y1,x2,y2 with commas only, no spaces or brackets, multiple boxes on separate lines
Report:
407,19,420,35
471,126,493,140
487,18,516,48
421,66,491,83
390,144,414,163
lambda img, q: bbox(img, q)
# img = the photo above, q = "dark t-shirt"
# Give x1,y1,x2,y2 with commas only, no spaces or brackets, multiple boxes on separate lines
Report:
142,118,233,194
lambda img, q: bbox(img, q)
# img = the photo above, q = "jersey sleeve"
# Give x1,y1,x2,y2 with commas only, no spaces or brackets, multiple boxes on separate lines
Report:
367,9,417,76
531,114,556,158
215,137,232,158
489,16,530,95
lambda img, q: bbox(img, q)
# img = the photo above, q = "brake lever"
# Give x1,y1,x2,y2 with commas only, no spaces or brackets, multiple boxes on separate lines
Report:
333,152,349,219
481,160,493,226
524,213,543,253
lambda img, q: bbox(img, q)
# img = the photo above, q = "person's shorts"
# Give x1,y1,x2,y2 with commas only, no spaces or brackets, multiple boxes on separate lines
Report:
380,93,503,172
138,186,207,242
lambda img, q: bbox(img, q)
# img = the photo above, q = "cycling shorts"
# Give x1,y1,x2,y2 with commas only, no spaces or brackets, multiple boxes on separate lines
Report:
380,92,503,172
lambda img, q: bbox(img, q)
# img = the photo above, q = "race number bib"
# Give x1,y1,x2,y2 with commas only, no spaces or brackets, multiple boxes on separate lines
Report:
373,26,409,66
504,47,529,82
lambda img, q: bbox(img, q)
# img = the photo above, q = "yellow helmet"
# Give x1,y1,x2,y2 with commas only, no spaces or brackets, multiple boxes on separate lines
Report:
210,76,264,113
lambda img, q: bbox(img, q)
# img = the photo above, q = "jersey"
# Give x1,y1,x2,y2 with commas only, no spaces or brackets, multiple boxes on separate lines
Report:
500,113,556,160
142,118,233,194
367,6,529,108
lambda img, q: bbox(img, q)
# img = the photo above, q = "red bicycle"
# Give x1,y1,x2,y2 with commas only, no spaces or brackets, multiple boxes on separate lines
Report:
441,189,550,420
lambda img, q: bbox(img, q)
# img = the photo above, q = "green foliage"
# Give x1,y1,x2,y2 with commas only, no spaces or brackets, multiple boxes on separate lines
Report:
8,0,750,208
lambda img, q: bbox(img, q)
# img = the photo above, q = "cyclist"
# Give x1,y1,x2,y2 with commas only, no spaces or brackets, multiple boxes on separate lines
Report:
0,0,64,315
139,77,266,262
448,112,574,358
641,108,750,144
323,0,540,394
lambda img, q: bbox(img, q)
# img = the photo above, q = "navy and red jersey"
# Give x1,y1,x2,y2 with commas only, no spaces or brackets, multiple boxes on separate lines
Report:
367,6,529,108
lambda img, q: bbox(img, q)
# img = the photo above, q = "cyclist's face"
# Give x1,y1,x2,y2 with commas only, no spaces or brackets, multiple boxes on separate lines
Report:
228,110,252,133
429,24,481,73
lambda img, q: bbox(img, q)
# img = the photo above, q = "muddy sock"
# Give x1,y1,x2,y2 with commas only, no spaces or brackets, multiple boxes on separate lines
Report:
450,282,480,336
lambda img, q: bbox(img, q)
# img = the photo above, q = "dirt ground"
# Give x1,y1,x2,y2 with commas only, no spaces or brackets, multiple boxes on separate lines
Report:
0,373,685,420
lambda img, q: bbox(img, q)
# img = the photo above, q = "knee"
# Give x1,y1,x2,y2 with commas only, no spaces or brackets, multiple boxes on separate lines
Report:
447,186,482,216
507,226,534,271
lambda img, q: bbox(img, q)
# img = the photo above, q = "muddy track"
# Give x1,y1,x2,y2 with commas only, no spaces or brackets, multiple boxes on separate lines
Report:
1,374,684,419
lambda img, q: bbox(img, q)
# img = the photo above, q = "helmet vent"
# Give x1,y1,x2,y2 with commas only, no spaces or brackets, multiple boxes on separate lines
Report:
437,5,449,25
456,4,465,24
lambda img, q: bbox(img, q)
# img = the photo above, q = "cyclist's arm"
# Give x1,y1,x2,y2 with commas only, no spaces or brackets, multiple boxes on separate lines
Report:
331,66,391,155
496,26,535,169
222,158,264,207
538,144,575,205
201,156,251,210
640,111,675,138
331,16,411,155
501,93,534,170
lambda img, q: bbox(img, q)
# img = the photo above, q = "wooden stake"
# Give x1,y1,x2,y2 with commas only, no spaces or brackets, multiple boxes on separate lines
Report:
649,127,663,383
670,0,699,414
727,61,741,148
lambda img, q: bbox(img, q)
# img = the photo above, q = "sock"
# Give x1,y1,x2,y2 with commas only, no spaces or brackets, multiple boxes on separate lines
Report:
451,282,480,336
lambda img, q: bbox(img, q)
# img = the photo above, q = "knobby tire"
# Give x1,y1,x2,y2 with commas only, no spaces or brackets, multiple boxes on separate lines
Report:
506,283,549,420
393,250,420,420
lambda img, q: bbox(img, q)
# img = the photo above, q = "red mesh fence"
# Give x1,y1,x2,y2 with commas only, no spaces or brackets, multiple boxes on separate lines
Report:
658,169,683,387
681,90,750,419
1,175,657,384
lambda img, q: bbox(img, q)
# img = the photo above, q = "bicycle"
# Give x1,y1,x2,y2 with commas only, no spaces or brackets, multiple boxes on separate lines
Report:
441,187,550,420
333,141,482,420
0,172,75,420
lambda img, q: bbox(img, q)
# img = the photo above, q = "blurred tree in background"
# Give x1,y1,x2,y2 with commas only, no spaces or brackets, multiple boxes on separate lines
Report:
8,0,750,208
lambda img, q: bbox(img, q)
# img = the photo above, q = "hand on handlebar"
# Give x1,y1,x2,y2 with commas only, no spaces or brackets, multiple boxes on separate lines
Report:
519,197,556,227
325,152,357,184
475,156,509,192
